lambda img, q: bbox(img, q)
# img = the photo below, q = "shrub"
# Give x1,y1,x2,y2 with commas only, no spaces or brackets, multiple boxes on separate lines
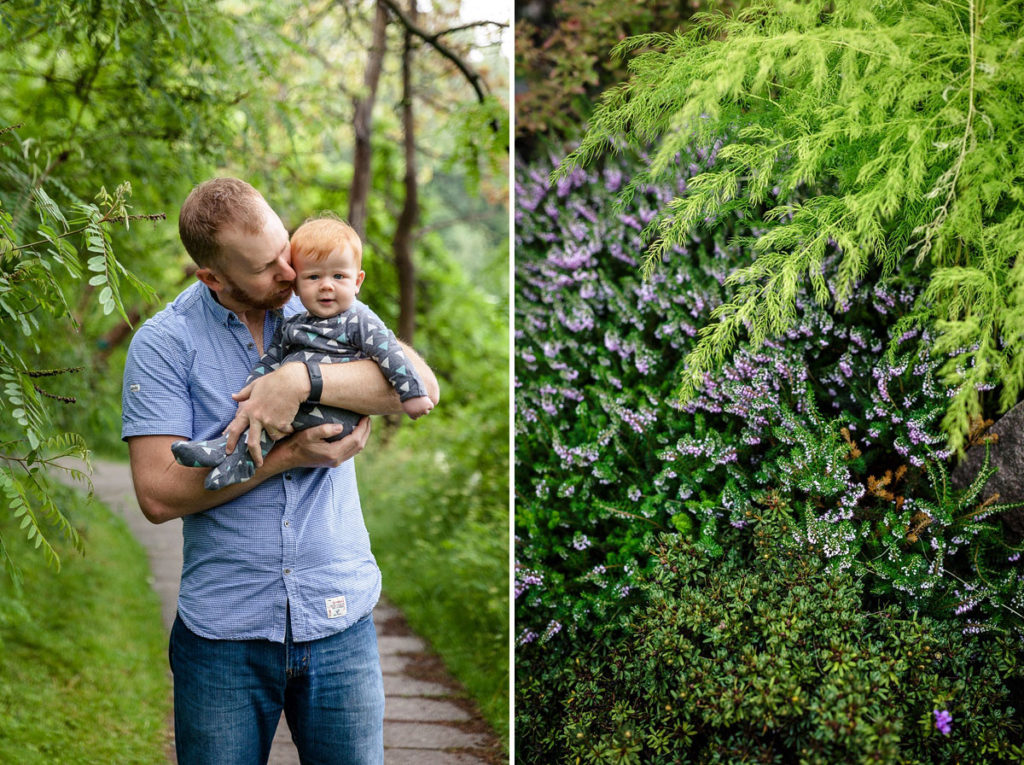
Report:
516,505,1024,764
359,242,509,737
514,1,731,150
515,148,1024,649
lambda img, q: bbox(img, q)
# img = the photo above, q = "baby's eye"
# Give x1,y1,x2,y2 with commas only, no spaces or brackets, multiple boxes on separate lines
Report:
305,274,319,280
333,273,345,280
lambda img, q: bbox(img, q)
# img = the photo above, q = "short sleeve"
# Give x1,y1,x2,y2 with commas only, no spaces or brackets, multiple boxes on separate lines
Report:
121,320,195,440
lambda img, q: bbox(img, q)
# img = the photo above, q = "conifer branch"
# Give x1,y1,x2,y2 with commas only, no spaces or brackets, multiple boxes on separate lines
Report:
560,0,1024,452
913,0,978,266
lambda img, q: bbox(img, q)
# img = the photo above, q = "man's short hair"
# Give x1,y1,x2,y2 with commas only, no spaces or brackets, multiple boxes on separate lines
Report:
179,178,267,268
290,215,363,269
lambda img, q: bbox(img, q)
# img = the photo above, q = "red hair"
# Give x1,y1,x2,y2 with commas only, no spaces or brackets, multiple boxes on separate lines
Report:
290,216,363,268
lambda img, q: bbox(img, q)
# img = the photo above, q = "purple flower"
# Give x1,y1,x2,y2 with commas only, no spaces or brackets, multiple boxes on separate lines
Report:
933,709,952,736
543,620,563,640
517,629,538,646
572,533,591,551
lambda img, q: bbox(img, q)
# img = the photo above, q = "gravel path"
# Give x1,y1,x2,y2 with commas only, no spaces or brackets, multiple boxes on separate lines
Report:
81,458,503,764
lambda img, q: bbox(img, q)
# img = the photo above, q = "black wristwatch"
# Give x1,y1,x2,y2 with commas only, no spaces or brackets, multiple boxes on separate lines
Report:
303,359,323,404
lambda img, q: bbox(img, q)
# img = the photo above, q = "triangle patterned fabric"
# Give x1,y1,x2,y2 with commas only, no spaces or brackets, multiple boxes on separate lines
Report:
171,299,429,490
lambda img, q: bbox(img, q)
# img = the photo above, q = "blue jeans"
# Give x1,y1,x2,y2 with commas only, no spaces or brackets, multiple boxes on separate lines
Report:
169,612,385,765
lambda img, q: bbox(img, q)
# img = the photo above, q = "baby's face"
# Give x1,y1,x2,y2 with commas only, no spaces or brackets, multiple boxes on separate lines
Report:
293,246,365,319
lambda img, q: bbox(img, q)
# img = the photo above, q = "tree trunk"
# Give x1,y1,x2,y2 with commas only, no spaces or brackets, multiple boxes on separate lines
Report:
392,0,418,344
349,0,388,239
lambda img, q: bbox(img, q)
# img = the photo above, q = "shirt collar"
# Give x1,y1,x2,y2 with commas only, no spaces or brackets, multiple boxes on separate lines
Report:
199,284,235,327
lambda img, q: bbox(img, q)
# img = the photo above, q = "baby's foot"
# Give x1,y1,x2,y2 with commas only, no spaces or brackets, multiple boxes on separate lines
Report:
172,435,230,468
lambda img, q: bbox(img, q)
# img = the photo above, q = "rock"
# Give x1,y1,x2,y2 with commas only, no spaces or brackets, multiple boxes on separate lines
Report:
951,401,1024,537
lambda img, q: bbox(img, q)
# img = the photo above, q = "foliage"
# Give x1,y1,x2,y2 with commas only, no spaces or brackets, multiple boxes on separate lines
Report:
0,133,156,580
445,92,511,198
361,237,509,739
1,0,508,558
559,0,1024,451
0,484,170,763
515,148,1024,650
0,0,272,548
514,0,732,150
516,507,1024,764
0,0,260,280
361,409,509,739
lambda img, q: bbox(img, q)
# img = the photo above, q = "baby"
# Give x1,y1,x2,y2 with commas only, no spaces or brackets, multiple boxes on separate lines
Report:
172,216,433,489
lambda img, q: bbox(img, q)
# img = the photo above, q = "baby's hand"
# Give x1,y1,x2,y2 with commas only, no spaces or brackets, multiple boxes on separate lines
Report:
402,395,434,420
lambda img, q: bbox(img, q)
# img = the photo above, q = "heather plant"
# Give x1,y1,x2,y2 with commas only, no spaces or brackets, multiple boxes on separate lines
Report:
516,506,1024,763
515,148,1024,650
558,0,1024,452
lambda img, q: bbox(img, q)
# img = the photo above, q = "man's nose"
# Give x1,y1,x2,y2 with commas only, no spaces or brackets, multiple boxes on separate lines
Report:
277,257,295,282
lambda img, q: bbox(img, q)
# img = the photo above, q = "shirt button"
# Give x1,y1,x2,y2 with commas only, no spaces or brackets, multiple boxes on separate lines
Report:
248,342,254,349
285,474,293,481
284,569,291,575
283,520,290,527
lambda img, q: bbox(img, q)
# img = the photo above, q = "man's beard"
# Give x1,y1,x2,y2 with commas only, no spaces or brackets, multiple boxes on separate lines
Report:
221,274,293,311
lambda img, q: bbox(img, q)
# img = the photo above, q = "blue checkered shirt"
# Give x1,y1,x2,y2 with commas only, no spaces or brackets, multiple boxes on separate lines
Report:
122,281,381,642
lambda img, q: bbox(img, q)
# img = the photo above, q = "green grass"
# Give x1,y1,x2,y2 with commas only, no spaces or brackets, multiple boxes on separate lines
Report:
0,483,170,764
359,416,509,745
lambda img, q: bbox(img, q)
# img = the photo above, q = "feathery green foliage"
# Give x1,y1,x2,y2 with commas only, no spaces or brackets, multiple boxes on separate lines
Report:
0,131,154,582
560,0,1024,451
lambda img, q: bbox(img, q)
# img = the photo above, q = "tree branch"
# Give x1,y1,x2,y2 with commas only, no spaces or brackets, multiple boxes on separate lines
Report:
11,213,166,254
377,0,491,105
434,20,508,39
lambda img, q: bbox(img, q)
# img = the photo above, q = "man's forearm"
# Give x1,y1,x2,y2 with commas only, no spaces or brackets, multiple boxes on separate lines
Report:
128,435,293,523
318,342,439,415
131,421,372,523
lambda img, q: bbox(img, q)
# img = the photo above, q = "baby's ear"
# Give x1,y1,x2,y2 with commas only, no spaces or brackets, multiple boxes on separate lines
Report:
355,270,366,290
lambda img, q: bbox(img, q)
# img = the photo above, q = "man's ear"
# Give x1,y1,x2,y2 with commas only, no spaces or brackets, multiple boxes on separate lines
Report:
354,270,366,292
195,267,223,293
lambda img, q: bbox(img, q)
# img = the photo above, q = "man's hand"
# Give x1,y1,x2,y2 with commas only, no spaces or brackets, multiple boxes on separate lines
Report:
278,418,372,470
224,362,310,466
401,395,434,420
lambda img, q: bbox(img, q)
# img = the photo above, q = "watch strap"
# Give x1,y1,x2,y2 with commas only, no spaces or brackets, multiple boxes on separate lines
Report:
303,359,323,404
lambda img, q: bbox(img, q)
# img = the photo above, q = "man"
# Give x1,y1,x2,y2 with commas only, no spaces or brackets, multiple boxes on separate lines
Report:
122,178,439,764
